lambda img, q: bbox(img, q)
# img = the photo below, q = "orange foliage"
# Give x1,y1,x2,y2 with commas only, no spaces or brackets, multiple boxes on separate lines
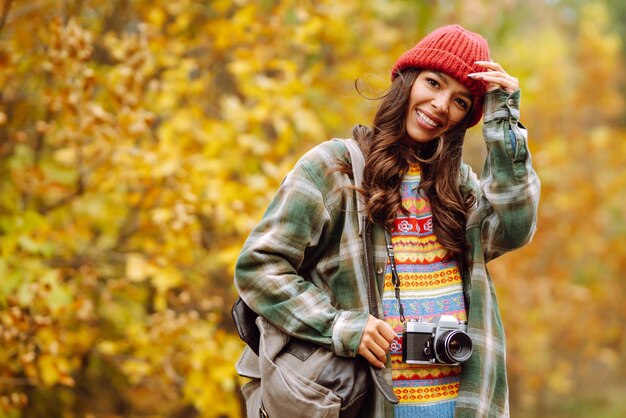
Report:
0,1,625,417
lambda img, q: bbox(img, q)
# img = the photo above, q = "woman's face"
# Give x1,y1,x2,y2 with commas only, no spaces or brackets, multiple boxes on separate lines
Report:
404,70,473,143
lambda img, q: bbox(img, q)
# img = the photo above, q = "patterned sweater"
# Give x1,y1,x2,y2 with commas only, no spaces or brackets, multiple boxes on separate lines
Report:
383,164,466,417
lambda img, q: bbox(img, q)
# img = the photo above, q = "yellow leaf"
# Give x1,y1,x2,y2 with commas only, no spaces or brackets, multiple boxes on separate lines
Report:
126,254,153,282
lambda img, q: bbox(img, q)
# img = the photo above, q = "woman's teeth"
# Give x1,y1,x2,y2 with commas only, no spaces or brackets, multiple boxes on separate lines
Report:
417,110,439,127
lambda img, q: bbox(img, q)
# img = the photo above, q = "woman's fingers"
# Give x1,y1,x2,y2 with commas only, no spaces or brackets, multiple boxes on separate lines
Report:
365,338,386,361
358,346,384,369
357,315,397,368
468,72,519,92
377,319,397,342
469,60,519,93
357,335,386,368
474,60,504,72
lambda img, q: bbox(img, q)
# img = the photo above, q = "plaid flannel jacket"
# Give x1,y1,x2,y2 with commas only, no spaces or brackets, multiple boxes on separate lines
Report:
234,89,540,418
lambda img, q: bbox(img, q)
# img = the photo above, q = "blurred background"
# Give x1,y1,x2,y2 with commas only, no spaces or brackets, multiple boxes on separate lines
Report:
1,0,625,417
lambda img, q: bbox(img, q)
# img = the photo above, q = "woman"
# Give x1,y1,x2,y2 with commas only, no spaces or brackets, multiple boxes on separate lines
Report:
234,25,540,418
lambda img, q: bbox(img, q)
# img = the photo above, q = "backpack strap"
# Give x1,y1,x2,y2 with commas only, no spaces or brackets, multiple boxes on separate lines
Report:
342,138,367,236
340,138,399,405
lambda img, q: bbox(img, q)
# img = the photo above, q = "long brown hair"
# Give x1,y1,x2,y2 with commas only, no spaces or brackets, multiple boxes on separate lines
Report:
353,70,476,266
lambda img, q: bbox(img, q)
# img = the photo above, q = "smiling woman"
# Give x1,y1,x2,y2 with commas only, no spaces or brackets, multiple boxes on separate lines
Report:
234,24,540,418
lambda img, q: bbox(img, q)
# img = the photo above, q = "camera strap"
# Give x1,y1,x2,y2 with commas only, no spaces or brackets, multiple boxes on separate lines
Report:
384,230,406,323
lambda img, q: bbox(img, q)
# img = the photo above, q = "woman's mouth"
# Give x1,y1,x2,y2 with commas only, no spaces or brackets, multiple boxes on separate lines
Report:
416,110,442,128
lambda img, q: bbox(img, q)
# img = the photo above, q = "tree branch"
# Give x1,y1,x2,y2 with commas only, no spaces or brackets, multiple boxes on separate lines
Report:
0,0,13,38
38,168,86,215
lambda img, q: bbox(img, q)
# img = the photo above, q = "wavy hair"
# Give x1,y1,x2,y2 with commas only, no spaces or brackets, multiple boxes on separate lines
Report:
352,70,477,267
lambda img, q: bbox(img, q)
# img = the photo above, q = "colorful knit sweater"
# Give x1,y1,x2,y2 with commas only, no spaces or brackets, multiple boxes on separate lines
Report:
383,164,467,417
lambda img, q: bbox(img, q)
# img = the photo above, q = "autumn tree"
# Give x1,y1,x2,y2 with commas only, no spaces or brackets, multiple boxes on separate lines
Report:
0,1,410,416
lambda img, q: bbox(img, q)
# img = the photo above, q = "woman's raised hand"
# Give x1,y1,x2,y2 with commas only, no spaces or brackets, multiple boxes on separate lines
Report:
469,61,519,93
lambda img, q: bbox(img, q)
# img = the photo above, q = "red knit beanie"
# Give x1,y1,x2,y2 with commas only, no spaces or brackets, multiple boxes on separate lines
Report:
391,25,491,128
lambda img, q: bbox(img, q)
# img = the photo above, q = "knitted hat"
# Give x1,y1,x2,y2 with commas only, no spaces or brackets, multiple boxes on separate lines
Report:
391,25,491,128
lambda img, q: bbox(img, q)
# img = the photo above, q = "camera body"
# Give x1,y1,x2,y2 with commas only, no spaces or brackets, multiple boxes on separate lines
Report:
402,315,473,366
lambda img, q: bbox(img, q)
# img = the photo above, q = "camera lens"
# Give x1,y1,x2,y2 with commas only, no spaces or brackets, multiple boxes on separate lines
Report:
435,330,473,364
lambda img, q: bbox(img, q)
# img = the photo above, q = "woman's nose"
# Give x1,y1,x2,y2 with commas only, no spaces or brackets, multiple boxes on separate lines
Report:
431,95,449,114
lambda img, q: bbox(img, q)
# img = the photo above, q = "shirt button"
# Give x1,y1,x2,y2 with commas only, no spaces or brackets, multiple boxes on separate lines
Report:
376,267,384,275
507,98,515,106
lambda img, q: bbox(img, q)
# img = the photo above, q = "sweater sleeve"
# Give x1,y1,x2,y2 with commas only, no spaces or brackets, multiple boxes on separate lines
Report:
469,89,541,262
234,146,368,357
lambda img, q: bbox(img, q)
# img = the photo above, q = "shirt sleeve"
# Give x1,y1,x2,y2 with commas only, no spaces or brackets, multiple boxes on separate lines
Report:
470,89,541,262
234,151,368,357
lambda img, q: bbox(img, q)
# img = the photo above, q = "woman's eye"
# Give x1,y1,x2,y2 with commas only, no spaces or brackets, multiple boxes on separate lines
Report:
426,78,439,88
455,98,469,109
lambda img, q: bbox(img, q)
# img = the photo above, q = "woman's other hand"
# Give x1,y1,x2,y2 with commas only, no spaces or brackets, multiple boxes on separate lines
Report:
357,315,397,369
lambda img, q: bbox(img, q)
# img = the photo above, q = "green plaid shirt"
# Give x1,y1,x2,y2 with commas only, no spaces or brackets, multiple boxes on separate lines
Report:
235,89,540,418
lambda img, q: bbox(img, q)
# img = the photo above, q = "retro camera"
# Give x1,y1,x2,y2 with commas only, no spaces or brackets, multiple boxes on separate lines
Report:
402,315,473,366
